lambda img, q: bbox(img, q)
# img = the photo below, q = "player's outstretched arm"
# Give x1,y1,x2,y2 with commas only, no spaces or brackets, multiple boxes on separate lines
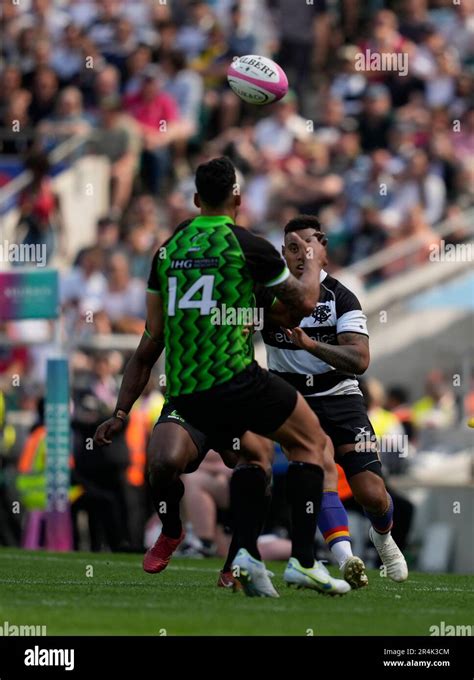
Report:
284,329,370,375
94,293,164,446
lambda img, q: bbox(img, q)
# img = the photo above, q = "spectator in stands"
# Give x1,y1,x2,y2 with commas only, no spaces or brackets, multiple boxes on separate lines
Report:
23,38,53,88
27,67,59,125
15,151,64,263
254,91,309,162
86,0,122,54
0,390,21,547
102,18,139,75
358,85,393,152
50,23,84,85
95,251,146,335
91,95,142,216
37,86,91,147
0,90,32,155
72,351,130,551
124,223,156,282
61,245,107,337
386,386,416,442
0,65,22,120
273,0,330,102
364,378,408,474
76,35,108,102
95,215,121,256
123,66,185,194
0,337,29,398
181,451,233,558
123,44,153,96
330,45,367,117
359,379,414,552
87,64,121,118
412,370,458,430
26,0,69,42
381,149,446,229
162,49,203,137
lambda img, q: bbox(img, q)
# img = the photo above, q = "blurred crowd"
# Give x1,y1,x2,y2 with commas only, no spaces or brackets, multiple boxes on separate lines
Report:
1,0,473,284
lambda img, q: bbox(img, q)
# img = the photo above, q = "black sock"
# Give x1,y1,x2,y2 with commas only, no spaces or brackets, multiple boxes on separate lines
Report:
223,533,239,573
286,461,324,568
227,464,268,562
223,479,272,572
151,478,185,539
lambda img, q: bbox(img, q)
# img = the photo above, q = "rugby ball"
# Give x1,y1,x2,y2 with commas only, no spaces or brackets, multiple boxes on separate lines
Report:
227,55,289,105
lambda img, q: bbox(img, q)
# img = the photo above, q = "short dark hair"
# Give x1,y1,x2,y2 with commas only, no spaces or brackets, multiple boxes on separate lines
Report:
284,214,322,235
195,156,236,207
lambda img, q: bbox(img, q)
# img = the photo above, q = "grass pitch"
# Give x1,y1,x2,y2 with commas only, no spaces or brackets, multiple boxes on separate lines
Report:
0,548,472,636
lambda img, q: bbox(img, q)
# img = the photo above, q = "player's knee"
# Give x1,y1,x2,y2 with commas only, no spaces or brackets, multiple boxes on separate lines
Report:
353,479,387,514
148,450,186,484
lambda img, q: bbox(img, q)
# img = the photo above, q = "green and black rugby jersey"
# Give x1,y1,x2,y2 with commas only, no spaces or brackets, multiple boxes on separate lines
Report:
147,215,290,396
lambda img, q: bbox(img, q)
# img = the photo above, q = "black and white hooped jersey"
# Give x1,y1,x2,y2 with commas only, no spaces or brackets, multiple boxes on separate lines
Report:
258,271,369,397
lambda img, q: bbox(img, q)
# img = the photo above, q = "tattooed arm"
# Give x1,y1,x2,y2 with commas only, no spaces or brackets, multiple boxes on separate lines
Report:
284,329,370,375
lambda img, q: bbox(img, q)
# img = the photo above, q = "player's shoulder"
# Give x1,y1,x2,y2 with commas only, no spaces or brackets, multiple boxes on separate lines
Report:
230,224,279,254
230,223,258,240
231,223,267,240
322,273,363,314
172,218,194,237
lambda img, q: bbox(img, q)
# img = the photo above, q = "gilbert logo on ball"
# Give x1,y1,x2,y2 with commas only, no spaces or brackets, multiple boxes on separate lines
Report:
227,55,289,105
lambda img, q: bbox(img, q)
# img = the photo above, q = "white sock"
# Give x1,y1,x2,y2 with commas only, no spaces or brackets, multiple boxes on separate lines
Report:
373,528,392,543
330,540,353,569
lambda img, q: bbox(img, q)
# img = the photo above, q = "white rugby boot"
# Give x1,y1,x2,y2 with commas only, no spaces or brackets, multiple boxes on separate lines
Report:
369,527,408,582
231,548,279,598
284,558,351,595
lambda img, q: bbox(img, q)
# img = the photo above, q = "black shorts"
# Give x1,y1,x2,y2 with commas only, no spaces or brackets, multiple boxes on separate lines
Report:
154,401,210,473
305,393,376,453
172,361,298,450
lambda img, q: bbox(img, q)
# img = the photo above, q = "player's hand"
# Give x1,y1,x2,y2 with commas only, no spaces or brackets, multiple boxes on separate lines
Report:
93,417,125,446
291,231,328,268
284,327,315,351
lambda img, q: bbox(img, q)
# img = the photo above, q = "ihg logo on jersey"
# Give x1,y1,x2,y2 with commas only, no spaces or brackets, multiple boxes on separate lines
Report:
210,304,264,331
